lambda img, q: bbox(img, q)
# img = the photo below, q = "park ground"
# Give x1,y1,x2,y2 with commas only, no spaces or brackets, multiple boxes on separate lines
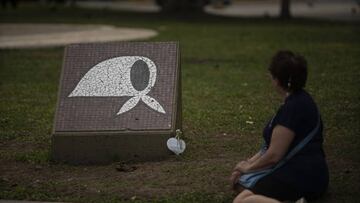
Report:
0,3,360,203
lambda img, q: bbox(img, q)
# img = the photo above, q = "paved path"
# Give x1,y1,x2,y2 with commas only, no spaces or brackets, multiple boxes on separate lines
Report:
0,24,158,49
205,0,360,21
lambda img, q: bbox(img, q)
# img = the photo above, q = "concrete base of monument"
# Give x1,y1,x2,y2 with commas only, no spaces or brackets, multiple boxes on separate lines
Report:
51,132,173,164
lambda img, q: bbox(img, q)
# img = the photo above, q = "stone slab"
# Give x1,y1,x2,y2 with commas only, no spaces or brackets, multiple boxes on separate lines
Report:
51,41,181,164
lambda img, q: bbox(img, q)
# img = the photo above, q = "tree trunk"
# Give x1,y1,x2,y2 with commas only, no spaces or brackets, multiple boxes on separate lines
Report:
280,0,291,19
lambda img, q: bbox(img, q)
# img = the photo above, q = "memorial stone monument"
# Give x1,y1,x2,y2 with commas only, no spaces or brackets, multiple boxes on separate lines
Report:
51,42,181,164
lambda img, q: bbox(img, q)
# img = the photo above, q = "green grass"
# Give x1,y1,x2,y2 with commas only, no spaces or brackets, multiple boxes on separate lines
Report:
1,4,360,203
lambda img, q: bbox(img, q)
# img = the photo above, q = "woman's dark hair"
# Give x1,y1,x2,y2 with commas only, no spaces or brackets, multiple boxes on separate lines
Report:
268,50,308,92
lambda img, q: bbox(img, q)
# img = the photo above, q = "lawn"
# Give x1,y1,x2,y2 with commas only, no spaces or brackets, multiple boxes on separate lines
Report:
0,4,360,203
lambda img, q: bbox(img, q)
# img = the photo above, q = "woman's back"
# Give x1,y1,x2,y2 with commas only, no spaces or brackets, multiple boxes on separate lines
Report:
263,90,329,199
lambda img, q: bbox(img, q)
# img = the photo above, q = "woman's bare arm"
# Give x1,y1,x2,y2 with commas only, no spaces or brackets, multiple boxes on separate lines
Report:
235,125,295,173
247,150,263,163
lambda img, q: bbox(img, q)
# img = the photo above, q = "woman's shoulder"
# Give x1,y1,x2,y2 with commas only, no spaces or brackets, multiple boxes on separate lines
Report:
277,90,318,125
277,90,320,137
284,89,317,111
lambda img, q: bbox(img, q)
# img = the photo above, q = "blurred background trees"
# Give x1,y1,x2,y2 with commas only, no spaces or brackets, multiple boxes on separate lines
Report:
0,0,309,19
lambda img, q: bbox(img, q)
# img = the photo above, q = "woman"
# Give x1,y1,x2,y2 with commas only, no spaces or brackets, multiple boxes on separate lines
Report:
230,50,329,203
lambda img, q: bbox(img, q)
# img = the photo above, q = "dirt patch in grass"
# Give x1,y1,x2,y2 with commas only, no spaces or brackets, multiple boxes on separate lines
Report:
0,156,238,201
2,141,358,203
0,130,249,201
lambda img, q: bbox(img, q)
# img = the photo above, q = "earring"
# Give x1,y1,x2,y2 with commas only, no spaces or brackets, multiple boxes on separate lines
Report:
287,77,292,88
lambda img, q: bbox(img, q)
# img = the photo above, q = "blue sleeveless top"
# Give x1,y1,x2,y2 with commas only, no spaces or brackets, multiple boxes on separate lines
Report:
262,90,329,195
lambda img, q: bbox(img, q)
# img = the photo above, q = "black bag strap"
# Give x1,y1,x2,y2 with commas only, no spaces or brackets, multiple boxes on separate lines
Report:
272,114,321,171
